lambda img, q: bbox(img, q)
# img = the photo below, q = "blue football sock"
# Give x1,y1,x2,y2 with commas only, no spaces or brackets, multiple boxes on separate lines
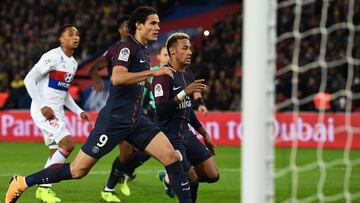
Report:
190,180,199,203
106,157,125,189
25,163,72,187
123,151,150,176
165,161,192,203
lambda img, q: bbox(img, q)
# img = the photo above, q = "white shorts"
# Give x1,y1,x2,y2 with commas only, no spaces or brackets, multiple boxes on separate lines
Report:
31,111,71,149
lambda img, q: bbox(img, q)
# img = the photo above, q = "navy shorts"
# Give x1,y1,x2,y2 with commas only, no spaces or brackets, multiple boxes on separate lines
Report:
81,115,160,159
167,130,212,172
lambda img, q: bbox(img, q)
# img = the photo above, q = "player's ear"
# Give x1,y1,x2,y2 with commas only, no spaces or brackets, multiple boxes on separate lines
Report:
135,22,142,32
59,36,64,45
169,47,176,56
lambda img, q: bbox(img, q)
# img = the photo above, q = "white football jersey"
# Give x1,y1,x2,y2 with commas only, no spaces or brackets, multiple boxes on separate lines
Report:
30,47,78,115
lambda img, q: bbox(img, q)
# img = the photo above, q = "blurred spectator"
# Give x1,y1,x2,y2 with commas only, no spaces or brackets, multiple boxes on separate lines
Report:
229,93,241,111
191,8,241,111
6,72,26,109
2,0,358,112
0,68,9,92
276,0,360,112
0,0,180,109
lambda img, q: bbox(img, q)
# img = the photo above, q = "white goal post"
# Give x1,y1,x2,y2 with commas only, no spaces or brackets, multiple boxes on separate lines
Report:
242,0,277,203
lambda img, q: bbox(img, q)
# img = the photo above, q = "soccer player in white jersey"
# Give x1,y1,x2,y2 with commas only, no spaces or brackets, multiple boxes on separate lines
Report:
23,24,91,203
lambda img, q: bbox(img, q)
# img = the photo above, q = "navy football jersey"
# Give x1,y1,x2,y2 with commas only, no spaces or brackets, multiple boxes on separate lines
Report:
152,65,195,136
100,35,151,124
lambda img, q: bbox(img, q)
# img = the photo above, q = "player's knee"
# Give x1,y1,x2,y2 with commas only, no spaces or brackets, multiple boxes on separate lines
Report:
203,174,220,183
210,174,220,183
187,168,198,182
67,143,75,152
57,146,74,157
70,163,90,179
71,168,89,179
63,146,75,154
164,150,181,164
59,137,75,153
172,150,182,162
119,147,136,162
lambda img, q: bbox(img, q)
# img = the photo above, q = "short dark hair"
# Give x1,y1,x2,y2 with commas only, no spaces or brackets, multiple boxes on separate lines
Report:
117,15,129,28
165,32,190,56
58,24,76,37
128,6,157,35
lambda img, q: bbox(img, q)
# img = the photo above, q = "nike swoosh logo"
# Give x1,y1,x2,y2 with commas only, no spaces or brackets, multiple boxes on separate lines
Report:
140,59,146,63
173,86,181,91
182,187,190,191
181,181,188,186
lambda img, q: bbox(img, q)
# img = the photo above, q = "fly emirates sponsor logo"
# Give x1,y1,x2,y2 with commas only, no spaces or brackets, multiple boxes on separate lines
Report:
193,117,335,142
0,114,94,137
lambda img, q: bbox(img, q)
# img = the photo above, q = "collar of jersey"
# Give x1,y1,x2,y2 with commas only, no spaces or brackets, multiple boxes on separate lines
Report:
167,63,186,73
59,47,73,59
128,35,145,48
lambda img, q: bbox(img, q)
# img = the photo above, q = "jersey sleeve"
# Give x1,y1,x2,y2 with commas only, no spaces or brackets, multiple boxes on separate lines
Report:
112,44,135,69
32,52,57,75
24,68,46,108
64,93,84,116
153,75,177,119
102,45,114,64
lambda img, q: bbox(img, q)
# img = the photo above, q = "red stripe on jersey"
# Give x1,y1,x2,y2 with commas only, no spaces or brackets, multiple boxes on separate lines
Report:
49,70,67,81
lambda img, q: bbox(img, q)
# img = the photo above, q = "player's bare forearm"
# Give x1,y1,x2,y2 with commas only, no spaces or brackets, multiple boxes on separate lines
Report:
113,70,153,85
112,65,174,86
198,126,216,155
112,66,159,86
197,126,207,137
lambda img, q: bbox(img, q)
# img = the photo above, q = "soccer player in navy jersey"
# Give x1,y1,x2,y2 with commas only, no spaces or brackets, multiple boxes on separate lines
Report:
153,32,219,202
88,15,142,201
5,6,193,203
91,33,211,201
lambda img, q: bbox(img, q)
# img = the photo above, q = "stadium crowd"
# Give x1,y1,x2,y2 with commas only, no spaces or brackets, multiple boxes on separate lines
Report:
1,0,358,112
0,0,240,111
276,0,360,111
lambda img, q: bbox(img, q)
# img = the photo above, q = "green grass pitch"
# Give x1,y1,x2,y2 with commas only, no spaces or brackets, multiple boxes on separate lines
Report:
0,143,240,203
0,143,359,202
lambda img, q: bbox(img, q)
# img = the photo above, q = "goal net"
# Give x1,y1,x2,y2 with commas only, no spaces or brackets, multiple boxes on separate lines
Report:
274,0,360,202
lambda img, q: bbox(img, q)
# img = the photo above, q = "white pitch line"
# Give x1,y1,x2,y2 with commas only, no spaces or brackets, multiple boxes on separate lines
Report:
89,168,240,175
1,166,351,177
0,168,240,177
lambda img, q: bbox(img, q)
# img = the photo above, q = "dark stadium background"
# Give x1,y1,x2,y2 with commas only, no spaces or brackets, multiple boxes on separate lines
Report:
0,0,241,112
